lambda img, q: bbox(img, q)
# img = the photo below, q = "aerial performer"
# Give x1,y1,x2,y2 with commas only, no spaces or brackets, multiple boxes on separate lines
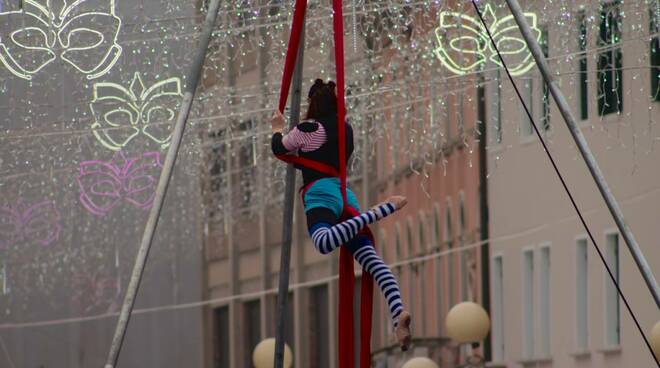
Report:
270,78,412,351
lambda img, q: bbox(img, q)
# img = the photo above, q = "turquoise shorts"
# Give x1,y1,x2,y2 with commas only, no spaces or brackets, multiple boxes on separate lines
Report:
303,178,361,217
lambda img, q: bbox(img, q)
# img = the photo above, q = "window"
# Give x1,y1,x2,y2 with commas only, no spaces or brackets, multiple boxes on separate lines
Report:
237,120,257,208
418,213,426,254
378,230,389,345
576,238,589,350
433,205,442,250
521,78,535,137
286,292,295,348
433,205,444,333
459,195,470,301
406,218,415,321
540,26,550,130
1,261,7,295
522,248,535,359
492,256,505,361
491,69,503,143
598,1,623,115
243,300,261,368
578,11,589,119
444,200,455,307
309,285,330,368
236,0,256,39
417,213,427,335
391,108,399,173
604,233,620,347
406,218,415,258
445,95,453,142
650,1,660,101
539,245,551,357
207,130,227,218
361,2,395,51
395,224,402,276
214,306,230,368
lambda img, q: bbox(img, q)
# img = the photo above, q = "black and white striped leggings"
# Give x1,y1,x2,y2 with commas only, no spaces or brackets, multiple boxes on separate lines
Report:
306,203,404,329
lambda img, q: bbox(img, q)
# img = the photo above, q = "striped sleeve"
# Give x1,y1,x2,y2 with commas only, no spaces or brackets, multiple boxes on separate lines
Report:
281,121,326,152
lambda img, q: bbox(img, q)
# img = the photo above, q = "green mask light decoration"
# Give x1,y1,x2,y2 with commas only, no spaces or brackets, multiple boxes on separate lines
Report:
90,72,183,151
434,3,541,76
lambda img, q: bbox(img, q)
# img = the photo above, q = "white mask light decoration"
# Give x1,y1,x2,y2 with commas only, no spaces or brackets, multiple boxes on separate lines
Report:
0,0,122,80
90,72,183,151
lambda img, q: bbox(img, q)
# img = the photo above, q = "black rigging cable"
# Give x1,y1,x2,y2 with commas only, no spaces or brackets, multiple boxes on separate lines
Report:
469,1,659,365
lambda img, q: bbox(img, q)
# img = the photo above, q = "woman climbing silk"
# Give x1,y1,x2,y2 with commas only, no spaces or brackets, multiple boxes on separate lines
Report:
271,78,412,350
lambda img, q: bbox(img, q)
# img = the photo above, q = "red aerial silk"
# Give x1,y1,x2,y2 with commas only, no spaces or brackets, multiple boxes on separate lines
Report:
275,0,374,366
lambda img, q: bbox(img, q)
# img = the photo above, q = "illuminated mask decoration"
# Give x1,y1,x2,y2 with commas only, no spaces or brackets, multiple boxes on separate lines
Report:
434,3,541,76
77,150,163,217
72,270,121,314
90,73,183,151
0,0,122,80
0,198,62,249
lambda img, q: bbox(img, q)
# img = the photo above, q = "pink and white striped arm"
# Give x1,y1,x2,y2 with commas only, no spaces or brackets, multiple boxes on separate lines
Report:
282,121,327,152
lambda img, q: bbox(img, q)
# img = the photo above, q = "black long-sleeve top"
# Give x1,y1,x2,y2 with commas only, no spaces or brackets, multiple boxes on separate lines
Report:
271,114,354,185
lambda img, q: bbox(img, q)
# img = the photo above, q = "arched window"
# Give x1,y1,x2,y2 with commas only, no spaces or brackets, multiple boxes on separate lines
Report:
432,204,442,251
405,217,415,328
377,229,388,346
459,192,470,301
459,192,466,244
406,217,415,259
444,198,454,307
394,223,402,274
417,211,428,336
432,203,444,334
377,229,387,263
418,211,427,255
444,199,453,247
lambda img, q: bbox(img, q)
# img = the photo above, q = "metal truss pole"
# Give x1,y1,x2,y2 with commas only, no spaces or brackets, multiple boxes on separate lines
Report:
104,1,223,366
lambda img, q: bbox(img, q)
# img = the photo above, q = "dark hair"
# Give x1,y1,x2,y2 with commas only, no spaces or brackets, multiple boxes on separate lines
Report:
305,79,337,120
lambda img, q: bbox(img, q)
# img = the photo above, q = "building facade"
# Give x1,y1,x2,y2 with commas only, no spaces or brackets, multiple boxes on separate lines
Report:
486,1,660,367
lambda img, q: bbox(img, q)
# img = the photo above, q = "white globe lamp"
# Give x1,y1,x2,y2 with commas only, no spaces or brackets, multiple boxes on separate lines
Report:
401,357,439,368
252,338,293,368
445,302,491,343
651,321,660,360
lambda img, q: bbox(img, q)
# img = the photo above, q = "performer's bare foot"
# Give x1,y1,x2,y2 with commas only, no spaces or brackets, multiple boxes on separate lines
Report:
371,195,407,212
395,311,412,351
388,195,407,210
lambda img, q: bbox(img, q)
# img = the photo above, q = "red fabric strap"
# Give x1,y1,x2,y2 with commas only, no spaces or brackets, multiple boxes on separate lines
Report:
277,0,308,113
341,206,375,368
332,0,347,206
275,154,339,178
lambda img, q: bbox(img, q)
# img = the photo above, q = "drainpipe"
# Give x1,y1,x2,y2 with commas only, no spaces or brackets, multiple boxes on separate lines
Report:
477,72,491,362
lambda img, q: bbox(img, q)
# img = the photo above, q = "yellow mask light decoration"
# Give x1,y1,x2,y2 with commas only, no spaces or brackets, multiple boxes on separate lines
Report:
0,0,122,80
90,72,183,151
434,3,541,76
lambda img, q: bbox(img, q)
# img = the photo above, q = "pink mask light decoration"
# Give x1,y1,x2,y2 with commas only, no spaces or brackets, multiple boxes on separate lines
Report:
77,150,163,217
0,198,62,249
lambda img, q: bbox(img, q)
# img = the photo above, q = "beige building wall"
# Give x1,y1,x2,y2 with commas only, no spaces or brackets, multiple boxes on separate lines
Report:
486,1,659,367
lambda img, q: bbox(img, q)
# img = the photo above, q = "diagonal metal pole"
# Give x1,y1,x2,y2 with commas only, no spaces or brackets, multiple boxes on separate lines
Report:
502,0,660,307
103,1,223,367
274,22,306,368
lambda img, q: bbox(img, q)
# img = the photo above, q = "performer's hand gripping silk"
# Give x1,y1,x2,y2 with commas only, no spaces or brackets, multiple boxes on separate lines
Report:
271,79,412,350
